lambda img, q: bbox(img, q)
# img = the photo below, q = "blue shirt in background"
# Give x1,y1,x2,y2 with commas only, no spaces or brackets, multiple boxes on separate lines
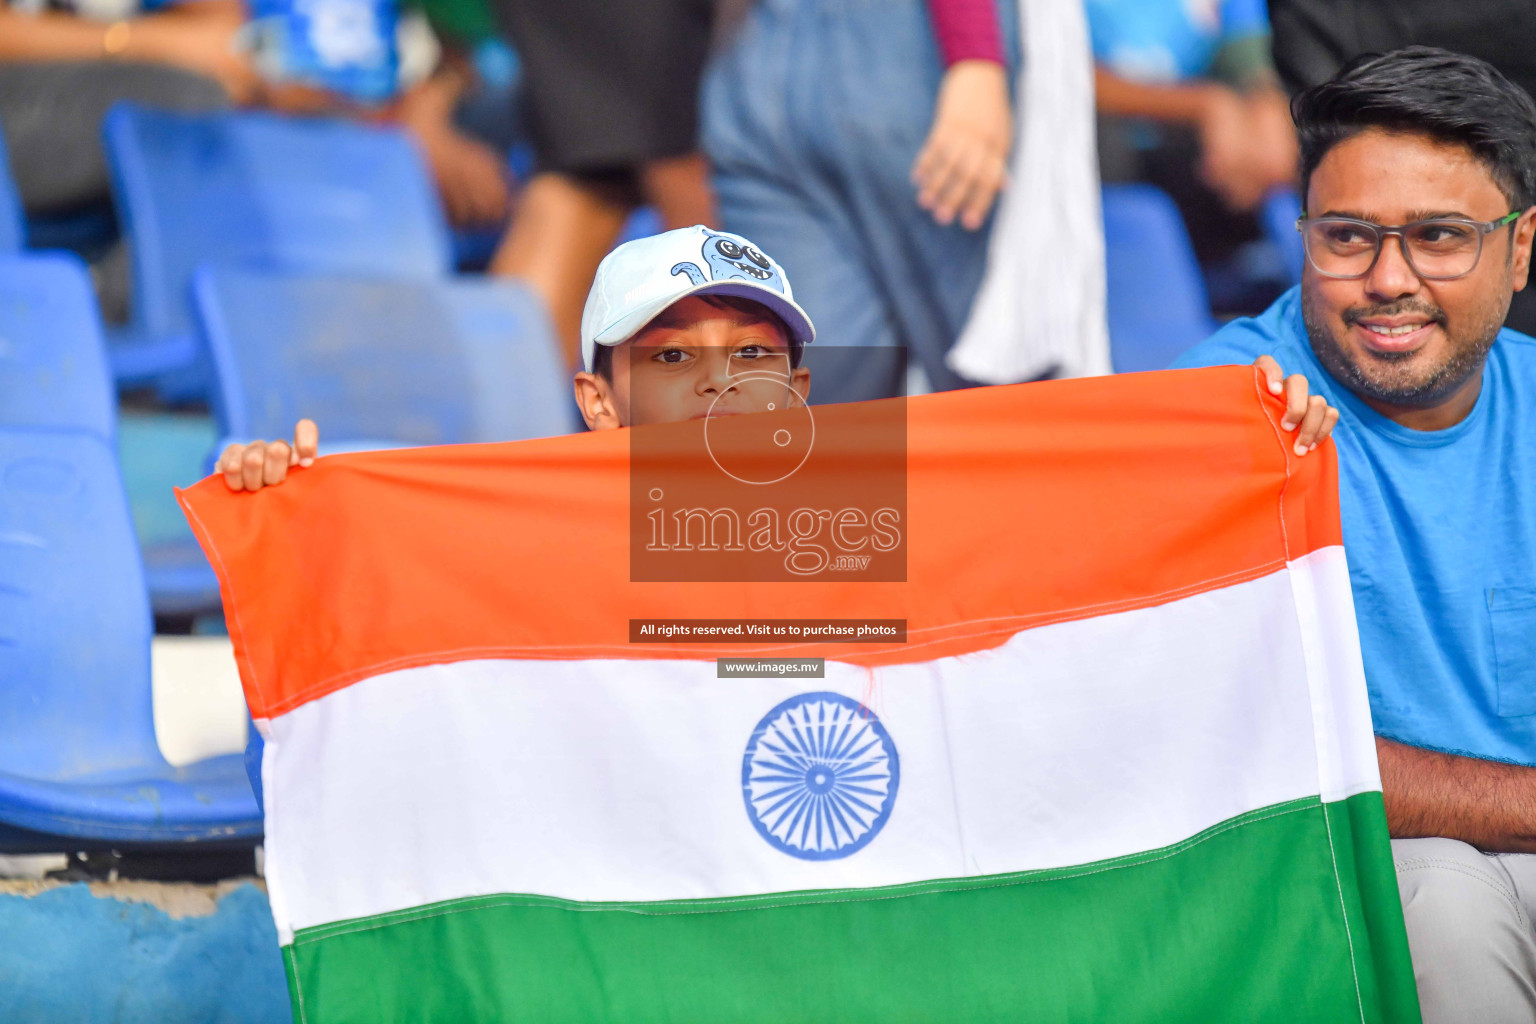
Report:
1085,0,1269,83
1174,286,1536,766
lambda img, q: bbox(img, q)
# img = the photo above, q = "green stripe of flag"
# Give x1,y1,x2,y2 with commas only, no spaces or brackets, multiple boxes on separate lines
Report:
284,793,1419,1023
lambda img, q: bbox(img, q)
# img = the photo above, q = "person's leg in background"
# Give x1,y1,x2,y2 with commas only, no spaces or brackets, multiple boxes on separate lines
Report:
490,154,714,368
0,61,228,323
488,0,715,367
642,152,716,231
492,172,633,366
0,61,228,213
490,153,716,369
1392,837,1536,1023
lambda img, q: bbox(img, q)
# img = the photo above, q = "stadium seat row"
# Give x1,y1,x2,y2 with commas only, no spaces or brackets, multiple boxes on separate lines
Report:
0,253,259,846
102,105,455,391
1,108,572,617
0,244,572,850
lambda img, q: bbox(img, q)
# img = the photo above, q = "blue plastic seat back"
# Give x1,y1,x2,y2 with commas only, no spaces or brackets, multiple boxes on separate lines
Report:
0,254,115,443
104,105,452,343
1101,184,1217,372
0,429,158,780
0,128,22,253
438,278,576,441
195,267,569,445
1262,187,1306,286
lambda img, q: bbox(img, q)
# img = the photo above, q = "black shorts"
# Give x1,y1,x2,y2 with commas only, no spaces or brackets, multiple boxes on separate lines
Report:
494,0,714,180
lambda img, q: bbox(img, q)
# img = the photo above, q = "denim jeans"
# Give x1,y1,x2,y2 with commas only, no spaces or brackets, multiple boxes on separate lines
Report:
702,0,1019,404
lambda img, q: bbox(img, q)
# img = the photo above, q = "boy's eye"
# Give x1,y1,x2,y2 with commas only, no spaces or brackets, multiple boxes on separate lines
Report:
734,339,788,358
652,348,692,364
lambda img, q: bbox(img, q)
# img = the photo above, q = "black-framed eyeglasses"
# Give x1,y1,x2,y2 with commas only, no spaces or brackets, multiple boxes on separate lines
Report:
1296,211,1521,281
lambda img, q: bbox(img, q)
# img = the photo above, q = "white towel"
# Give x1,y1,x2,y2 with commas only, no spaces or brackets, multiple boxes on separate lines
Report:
946,0,1110,383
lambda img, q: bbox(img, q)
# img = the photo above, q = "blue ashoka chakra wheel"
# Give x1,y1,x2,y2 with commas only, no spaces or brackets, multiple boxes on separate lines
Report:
741,691,900,860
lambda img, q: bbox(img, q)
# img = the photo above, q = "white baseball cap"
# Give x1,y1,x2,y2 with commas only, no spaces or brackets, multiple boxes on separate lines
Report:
579,225,817,372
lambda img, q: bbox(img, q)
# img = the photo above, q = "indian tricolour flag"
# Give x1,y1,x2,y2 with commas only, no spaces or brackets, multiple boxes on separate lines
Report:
180,367,1420,1023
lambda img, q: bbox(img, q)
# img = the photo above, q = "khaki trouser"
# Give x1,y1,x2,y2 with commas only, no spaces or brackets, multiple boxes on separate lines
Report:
1395,838,1536,1023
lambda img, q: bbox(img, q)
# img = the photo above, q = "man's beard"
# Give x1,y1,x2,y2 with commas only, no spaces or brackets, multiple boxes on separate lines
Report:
1301,294,1503,410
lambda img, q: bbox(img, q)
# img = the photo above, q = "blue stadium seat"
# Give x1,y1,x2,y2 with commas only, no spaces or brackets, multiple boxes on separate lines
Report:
103,105,452,386
438,278,576,442
0,254,114,443
193,267,572,446
1262,187,1306,286
0,254,219,615
0,428,259,843
140,530,223,618
1101,184,1217,373
0,126,23,253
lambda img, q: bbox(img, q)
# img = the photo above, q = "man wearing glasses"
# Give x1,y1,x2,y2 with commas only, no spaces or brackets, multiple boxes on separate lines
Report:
1175,47,1536,1022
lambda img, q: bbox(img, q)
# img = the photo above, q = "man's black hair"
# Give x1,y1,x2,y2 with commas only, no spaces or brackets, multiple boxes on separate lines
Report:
1293,46,1536,212
590,293,802,381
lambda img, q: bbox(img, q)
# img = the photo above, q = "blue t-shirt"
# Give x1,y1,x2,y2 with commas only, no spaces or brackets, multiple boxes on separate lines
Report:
1085,0,1269,83
1174,287,1536,766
